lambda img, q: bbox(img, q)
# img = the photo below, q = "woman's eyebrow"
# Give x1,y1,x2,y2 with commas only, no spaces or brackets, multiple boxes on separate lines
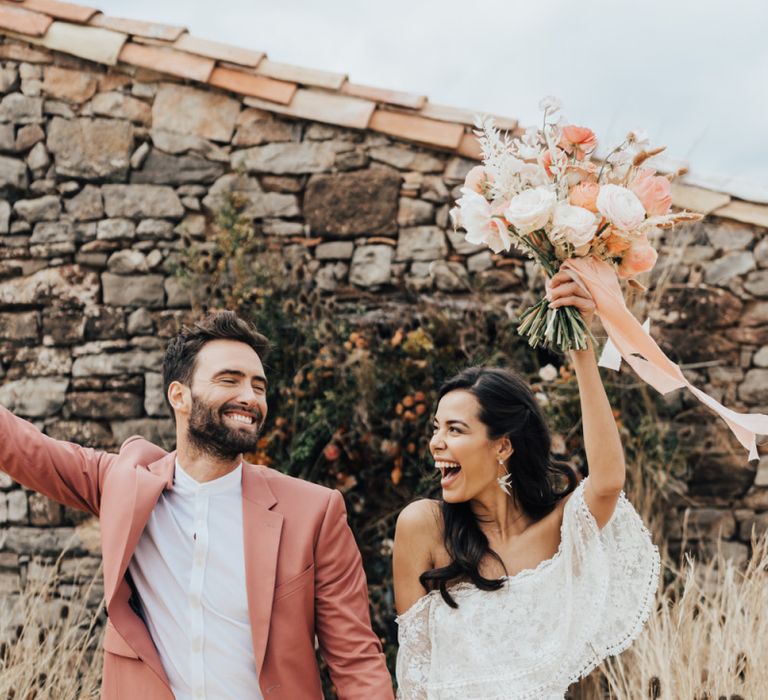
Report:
433,418,470,428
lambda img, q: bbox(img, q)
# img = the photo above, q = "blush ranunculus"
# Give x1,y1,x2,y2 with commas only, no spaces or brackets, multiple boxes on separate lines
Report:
550,202,598,248
596,184,646,231
539,148,567,177
559,125,598,158
603,230,633,254
464,165,493,194
450,187,512,253
618,234,658,278
505,187,557,234
630,168,672,216
568,182,600,212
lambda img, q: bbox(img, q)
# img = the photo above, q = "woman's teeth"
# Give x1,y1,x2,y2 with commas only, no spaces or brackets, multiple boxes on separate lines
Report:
434,461,461,480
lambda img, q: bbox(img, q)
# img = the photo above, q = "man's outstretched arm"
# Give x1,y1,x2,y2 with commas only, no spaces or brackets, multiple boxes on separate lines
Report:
314,489,395,700
0,404,114,516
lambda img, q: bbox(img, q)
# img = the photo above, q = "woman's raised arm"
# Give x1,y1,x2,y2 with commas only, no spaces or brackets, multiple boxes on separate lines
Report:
548,271,626,527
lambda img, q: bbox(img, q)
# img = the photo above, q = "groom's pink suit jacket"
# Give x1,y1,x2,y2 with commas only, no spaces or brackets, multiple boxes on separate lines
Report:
0,406,394,699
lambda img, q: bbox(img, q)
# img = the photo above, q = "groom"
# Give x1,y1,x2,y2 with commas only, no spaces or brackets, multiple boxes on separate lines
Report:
0,311,394,699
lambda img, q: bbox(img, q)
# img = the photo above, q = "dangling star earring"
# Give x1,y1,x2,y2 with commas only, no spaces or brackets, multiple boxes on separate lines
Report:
497,457,513,496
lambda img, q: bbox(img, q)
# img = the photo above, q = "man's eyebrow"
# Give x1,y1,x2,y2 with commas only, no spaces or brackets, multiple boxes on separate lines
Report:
212,369,268,386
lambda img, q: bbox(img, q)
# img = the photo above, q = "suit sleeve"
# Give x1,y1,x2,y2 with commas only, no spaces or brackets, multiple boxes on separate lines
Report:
0,404,114,516
314,488,395,700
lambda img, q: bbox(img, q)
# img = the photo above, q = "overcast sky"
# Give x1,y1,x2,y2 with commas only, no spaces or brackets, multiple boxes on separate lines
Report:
99,0,768,202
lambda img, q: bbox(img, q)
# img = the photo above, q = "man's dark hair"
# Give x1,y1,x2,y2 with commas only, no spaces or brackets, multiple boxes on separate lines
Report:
162,311,270,418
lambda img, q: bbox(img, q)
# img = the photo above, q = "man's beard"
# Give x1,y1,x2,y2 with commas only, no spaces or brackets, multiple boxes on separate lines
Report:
186,395,265,461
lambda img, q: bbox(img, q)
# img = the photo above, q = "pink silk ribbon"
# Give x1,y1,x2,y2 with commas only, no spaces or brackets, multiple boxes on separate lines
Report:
559,255,768,461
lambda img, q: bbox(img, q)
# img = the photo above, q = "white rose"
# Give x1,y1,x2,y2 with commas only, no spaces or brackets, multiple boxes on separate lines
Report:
505,187,556,234
454,188,511,253
597,184,646,231
550,201,598,247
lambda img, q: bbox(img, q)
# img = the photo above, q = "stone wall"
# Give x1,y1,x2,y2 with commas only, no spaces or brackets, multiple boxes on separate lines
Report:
0,37,766,609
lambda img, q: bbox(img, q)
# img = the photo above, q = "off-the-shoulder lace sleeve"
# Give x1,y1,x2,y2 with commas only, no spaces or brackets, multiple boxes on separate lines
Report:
395,595,432,699
558,477,661,681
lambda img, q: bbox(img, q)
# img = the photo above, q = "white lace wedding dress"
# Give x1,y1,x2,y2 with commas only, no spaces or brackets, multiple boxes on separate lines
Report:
395,478,660,699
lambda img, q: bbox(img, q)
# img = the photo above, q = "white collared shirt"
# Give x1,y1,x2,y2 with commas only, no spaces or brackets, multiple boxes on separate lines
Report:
128,460,263,700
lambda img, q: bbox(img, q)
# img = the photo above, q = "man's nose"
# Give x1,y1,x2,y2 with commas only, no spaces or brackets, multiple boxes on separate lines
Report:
237,385,261,405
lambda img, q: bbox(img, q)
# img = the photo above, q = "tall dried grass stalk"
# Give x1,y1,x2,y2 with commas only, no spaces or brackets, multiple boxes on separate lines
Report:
600,534,768,699
0,557,103,699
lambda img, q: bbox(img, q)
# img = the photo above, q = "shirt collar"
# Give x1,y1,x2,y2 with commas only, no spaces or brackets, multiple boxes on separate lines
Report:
173,459,243,496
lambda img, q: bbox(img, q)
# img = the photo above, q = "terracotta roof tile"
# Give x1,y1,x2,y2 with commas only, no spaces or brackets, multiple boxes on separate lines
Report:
419,102,518,131
341,81,426,110
255,59,346,91
35,20,126,65
244,88,375,130
0,3,755,213
174,34,264,67
0,4,52,36
369,108,464,149
456,132,482,160
209,66,295,104
90,13,185,41
16,0,98,23
670,183,731,215
712,201,768,228
0,38,53,62
119,41,214,82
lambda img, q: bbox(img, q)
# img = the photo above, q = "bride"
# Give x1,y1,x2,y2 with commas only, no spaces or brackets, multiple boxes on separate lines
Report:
392,271,659,699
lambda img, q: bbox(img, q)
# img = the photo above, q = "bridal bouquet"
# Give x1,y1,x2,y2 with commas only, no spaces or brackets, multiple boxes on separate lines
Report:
450,97,701,351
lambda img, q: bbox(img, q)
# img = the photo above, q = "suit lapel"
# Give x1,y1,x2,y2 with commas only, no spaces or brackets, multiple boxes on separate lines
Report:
101,451,175,686
102,452,175,603
242,463,283,673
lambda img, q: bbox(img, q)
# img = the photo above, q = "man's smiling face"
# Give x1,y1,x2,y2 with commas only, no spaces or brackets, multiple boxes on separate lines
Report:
185,339,268,461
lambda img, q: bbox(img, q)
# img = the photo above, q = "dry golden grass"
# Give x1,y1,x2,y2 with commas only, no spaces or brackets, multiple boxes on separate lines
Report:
0,557,103,700
596,535,768,700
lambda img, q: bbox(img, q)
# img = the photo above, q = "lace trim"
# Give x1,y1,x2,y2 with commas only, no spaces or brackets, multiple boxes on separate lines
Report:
562,488,661,686
567,491,661,682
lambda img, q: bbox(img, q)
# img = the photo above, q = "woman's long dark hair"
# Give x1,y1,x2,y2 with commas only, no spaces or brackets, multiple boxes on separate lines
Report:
419,366,577,607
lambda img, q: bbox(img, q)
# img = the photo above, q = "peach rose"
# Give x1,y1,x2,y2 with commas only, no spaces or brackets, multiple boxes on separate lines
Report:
464,165,493,194
559,125,597,158
569,182,600,212
630,168,672,216
618,234,658,278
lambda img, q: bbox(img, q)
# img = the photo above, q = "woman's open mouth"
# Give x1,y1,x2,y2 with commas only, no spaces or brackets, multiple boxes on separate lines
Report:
435,460,462,487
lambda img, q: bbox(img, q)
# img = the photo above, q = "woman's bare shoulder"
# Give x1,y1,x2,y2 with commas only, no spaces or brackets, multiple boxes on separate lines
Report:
396,498,443,540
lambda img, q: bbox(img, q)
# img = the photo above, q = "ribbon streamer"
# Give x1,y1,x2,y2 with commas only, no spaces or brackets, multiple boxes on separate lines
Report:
559,255,768,461
599,318,651,370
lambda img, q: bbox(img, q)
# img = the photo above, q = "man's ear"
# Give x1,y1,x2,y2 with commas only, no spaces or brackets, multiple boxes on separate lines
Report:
167,381,191,416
